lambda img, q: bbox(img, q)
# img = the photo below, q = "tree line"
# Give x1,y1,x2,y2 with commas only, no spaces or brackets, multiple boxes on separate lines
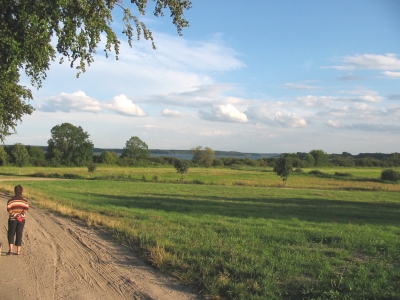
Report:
1,123,399,170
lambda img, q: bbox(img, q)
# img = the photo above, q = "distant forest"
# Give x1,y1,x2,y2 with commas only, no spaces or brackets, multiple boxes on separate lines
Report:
26,146,397,160
16,146,399,160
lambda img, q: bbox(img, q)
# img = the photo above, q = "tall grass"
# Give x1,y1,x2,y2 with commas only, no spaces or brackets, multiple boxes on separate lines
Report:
1,174,400,299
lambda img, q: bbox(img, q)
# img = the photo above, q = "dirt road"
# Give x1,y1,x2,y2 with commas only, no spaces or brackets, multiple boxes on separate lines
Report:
0,193,200,300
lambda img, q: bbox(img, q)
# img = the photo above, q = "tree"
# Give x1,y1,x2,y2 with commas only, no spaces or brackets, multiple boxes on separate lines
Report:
0,146,8,166
191,146,204,165
11,143,29,174
0,0,191,141
309,149,329,167
27,146,47,166
174,159,190,181
121,136,150,160
273,155,293,186
190,146,215,167
100,150,119,164
202,147,215,167
0,69,34,141
304,153,315,167
46,123,93,166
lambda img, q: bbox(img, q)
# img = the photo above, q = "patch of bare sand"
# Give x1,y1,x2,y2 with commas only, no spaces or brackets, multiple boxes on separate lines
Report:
0,193,201,300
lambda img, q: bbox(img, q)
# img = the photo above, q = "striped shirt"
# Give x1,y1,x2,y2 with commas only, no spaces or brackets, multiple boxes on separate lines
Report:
7,196,29,221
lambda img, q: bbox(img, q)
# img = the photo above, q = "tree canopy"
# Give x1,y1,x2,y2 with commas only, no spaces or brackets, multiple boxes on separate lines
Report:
174,158,190,180
121,136,150,160
0,0,191,141
309,149,329,167
191,146,215,167
100,150,119,164
11,143,29,170
0,146,8,166
273,155,293,186
46,122,94,166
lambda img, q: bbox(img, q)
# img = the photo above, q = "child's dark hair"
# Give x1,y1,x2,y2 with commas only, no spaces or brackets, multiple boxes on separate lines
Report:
14,185,23,196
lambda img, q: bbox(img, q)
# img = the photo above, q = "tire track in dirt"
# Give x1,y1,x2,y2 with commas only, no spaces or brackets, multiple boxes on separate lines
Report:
0,192,200,300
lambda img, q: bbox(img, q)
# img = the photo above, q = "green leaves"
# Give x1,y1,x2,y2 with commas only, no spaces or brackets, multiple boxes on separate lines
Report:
47,123,94,166
0,68,34,141
0,0,191,140
174,158,190,174
273,155,293,186
11,143,29,168
121,136,150,160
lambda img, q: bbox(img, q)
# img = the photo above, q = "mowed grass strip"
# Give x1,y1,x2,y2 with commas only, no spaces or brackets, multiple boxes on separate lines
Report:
1,178,400,299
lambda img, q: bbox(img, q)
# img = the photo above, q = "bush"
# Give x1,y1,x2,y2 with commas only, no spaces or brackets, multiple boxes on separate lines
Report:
63,173,84,179
48,173,63,178
87,162,97,173
334,172,353,177
309,170,325,175
213,158,224,167
294,168,304,173
381,169,400,182
32,172,46,178
192,179,205,184
32,158,48,167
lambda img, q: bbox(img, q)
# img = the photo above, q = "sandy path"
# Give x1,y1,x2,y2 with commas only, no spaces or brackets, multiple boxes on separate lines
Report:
0,193,200,300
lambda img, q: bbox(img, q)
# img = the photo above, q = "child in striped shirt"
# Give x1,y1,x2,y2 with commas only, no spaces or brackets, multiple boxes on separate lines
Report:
7,185,29,255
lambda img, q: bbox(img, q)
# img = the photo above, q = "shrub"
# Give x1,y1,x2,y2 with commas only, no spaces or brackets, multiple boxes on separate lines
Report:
63,173,84,179
192,179,205,184
87,162,97,173
309,170,325,175
294,168,304,173
334,172,353,177
48,173,63,178
213,158,224,167
174,159,190,178
32,172,46,178
381,169,400,182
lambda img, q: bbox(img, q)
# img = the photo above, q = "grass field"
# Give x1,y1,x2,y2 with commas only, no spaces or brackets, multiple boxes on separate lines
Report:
0,165,398,191
1,166,400,299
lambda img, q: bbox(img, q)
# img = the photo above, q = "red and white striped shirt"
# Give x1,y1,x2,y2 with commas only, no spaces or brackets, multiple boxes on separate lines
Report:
7,196,29,221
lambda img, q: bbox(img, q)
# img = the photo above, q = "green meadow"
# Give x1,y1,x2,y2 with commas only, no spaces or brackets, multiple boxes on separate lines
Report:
1,166,400,299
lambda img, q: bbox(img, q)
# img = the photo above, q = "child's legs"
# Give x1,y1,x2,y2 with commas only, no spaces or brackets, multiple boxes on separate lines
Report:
7,220,17,245
15,220,25,246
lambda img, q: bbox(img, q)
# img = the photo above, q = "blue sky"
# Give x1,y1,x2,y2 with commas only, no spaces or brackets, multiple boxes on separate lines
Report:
9,0,400,154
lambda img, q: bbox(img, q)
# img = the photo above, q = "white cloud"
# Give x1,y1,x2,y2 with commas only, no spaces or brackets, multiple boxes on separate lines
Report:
199,104,248,123
199,130,234,137
326,53,400,70
383,71,400,78
160,109,185,118
246,105,307,128
152,33,245,72
283,83,316,90
32,31,245,101
297,90,384,107
135,84,248,108
327,120,340,128
38,91,102,113
274,112,307,128
104,95,146,116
